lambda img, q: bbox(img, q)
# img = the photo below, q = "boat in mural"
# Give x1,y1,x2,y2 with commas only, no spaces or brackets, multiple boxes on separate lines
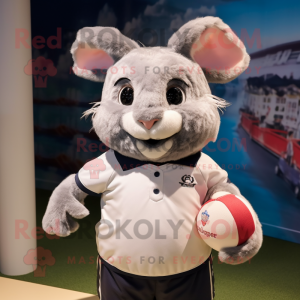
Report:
240,40,300,195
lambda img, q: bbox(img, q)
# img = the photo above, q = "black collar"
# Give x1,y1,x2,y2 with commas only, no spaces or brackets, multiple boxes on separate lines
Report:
114,151,201,171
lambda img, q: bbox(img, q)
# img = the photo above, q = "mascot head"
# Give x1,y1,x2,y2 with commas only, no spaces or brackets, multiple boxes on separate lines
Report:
71,17,249,162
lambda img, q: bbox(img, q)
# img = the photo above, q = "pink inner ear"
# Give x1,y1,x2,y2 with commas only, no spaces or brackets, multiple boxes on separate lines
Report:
75,47,114,70
191,27,244,71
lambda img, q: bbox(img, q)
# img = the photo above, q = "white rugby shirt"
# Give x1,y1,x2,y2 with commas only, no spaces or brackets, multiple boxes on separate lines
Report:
75,149,228,277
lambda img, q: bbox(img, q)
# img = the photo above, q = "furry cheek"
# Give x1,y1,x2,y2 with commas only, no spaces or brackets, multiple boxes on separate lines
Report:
149,110,182,139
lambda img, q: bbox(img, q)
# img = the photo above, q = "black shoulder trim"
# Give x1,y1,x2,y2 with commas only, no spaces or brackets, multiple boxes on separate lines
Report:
75,173,101,197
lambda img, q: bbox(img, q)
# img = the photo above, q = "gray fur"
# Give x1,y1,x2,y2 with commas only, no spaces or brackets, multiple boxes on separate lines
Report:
204,181,242,203
168,17,250,83
88,47,228,162
71,26,139,81
42,174,89,237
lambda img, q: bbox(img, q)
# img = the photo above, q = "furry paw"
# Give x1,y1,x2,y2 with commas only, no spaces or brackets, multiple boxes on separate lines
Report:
42,175,89,237
218,217,263,265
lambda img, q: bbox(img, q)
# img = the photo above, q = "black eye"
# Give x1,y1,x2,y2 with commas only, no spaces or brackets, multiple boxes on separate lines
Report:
119,87,134,105
166,87,184,105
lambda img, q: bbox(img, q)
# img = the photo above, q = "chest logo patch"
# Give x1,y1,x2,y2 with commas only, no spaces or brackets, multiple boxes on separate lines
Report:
179,175,196,188
201,210,210,226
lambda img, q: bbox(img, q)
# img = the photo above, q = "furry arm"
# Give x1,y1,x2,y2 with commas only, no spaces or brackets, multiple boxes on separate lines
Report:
42,174,89,237
205,182,263,265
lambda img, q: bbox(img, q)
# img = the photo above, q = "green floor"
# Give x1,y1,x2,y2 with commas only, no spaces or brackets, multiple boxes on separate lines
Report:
1,189,300,299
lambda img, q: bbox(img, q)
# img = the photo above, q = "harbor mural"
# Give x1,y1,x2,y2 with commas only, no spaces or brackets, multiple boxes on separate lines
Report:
240,42,300,194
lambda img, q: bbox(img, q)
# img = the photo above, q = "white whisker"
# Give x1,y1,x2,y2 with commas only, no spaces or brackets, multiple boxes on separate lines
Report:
204,94,230,114
82,102,101,119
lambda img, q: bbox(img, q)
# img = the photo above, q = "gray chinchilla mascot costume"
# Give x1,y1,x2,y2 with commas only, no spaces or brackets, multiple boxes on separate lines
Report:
43,17,263,299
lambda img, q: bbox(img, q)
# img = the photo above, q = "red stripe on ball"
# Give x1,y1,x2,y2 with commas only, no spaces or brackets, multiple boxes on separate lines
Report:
203,195,255,245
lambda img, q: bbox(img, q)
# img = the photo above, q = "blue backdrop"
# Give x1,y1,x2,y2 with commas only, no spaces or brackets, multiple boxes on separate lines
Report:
30,0,300,244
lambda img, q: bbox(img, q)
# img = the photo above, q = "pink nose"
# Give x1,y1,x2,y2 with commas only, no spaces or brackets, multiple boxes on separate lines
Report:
138,118,160,130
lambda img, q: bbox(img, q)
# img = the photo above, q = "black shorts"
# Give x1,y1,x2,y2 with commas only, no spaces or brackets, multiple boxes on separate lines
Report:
97,255,215,300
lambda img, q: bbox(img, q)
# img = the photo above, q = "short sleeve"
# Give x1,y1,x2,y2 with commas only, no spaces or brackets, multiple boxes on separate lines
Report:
198,153,228,189
75,151,114,196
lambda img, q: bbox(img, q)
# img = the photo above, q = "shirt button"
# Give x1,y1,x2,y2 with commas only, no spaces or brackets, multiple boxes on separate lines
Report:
153,189,160,194
154,171,160,177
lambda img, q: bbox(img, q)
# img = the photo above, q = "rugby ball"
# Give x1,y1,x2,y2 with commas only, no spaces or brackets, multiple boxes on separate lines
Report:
197,194,256,251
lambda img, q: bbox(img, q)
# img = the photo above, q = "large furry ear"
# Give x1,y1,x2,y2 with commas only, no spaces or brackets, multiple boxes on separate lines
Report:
168,17,250,83
71,27,139,82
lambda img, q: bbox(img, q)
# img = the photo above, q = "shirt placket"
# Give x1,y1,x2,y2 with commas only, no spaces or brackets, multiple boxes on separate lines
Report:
147,165,164,202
